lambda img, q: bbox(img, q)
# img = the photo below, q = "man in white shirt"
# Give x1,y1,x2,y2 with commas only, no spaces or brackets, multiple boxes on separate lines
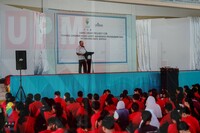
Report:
76,40,87,73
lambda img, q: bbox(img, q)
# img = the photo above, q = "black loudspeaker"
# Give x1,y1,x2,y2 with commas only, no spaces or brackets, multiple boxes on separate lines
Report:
160,67,179,96
16,51,27,70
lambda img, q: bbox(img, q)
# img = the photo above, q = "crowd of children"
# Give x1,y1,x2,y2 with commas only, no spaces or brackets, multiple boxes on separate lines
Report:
0,84,200,133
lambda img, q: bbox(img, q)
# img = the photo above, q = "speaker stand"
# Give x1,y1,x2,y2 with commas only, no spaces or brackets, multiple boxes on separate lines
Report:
15,69,26,102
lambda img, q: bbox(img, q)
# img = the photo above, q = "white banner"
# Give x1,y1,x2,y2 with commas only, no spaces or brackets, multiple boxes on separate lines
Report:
0,4,49,77
56,14,127,64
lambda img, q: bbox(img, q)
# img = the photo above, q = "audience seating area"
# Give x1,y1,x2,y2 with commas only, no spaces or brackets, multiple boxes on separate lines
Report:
0,71,200,133
0,72,200,133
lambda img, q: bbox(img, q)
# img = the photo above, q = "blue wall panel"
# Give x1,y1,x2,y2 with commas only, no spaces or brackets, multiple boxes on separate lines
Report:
10,71,200,99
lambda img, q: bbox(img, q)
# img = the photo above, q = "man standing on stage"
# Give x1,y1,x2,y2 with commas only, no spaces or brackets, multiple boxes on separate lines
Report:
76,40,87,73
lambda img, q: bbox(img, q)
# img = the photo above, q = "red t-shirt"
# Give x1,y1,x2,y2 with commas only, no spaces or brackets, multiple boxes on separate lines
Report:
129,112,142,128
54,97,67,110
194,92,200,99
1,101,7,115
66,102,81,117
160,113,172,126
77,128,101,133
135,101,145,111
44,111,55,122
77,128,90,133
168,123,178,133
91,111,101,129
122,97,131,109
112,97,119,106
157,98,166,114
51,128,66,133
39,130,52,133
181,115,200,133
76,97,83,104
100,94,108,110
64,106,71,119
134,129,139,133
104,105,116,116
29,101,43,117
17,116,36,133
128,100,145,112
127,101,133,110
76,106,88,117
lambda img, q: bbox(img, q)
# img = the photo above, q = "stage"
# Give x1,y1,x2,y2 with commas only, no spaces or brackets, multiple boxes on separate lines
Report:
10,71,200,99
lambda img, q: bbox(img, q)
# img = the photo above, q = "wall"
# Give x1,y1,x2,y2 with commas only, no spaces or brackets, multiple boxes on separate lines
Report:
45,0,198,17
0,4,37,78
150,17,190,70
0,0,200,77
0,3,137,76
1,0,200,17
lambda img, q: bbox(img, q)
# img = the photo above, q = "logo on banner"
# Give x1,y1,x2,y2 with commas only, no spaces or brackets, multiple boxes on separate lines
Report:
84,18,92,31
86,18,90,28
95,22,103,27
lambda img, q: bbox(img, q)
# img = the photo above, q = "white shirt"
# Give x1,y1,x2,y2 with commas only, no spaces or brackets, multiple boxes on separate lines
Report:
76,46,86,60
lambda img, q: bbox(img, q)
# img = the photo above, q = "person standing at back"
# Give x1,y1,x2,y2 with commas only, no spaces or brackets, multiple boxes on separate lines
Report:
76,40,87,73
